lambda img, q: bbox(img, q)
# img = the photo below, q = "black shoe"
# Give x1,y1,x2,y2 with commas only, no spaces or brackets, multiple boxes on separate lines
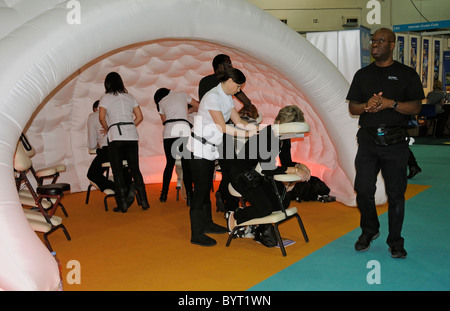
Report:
204,222,228,234
113,204,128,213
135,185,150,210
407,165,422,179
191,233,217,247
113,189,130,213
389,246,407,258
159,192,167,202
354,232,380,251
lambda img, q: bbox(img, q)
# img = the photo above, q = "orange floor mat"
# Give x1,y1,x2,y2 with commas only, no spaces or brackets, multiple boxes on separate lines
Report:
42,182,427,291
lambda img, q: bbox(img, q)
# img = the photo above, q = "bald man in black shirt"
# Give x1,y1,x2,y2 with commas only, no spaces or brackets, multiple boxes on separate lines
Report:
347,28,424,259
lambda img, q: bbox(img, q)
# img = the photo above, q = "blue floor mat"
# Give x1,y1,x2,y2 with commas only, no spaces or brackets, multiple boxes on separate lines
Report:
249,144,450,291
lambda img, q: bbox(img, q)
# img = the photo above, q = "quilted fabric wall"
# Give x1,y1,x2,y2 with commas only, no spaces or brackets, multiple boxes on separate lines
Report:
25,40,333,193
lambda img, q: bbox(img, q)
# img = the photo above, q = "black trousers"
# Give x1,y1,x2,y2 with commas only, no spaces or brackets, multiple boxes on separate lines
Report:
108,140,145,190
162,137,192,195
87,147,115,192
354,140,409,247
407,148,418,167
189,158,215,235
233,178,289,225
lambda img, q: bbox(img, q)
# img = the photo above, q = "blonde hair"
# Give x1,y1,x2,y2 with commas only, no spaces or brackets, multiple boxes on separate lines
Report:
275,105,304,124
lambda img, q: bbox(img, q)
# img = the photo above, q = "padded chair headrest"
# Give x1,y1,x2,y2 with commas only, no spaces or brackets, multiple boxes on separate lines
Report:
20,133,36,157
273,122,310,136
14,142,32,172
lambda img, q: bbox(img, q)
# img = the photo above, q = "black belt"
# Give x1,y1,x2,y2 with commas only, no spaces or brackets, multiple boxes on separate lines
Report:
108,122,134,135
191,132,217,147
361,126,408,146
163,118,193,128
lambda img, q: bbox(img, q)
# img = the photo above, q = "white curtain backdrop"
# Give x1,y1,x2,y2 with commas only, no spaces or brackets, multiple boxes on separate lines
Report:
307,29,363,84
306,28,388,206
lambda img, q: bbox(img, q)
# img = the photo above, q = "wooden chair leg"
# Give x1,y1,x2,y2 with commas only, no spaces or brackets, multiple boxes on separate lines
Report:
43,235,53,252
226,227,240,247
294,214,309,242
43,224,71,252
104,194,114,212
59,203,68,217
85,184,92,204
60,224,71,241
273,223,287,256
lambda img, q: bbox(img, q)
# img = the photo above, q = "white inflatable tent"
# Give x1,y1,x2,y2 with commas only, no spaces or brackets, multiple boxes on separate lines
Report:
0,0,387,291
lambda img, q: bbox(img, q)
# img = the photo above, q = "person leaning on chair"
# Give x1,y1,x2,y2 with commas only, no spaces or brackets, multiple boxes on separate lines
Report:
346,28,425,259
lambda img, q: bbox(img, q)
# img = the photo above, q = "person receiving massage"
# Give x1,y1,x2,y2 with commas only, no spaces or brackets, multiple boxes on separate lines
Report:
226,105,311,231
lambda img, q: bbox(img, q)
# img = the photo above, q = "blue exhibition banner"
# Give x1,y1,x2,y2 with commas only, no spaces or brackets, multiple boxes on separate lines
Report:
434,40,440,81
397,35,405,64
393,20,450,32
422,38,429,88
443,51,450,91
410,37,418,72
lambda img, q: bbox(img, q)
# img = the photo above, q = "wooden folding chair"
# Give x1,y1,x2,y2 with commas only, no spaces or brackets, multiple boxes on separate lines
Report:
227,173,309,256
226,122,310,256
14,142,71,251
19,133,66,185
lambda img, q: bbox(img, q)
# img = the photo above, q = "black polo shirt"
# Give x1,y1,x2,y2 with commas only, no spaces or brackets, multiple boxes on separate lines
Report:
346,61,424,128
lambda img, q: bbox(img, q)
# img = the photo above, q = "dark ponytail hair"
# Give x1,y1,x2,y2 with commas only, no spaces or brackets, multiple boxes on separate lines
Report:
104,72,128,95
153,88,170,111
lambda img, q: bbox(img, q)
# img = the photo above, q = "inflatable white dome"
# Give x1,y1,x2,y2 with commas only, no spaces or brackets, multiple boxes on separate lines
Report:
0,0,386,290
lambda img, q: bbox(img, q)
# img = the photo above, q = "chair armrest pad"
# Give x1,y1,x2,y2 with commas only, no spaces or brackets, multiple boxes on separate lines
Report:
274,174,302,182
35,167,57,177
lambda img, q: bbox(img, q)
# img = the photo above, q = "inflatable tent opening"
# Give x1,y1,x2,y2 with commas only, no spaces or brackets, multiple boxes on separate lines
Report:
1,0,386,291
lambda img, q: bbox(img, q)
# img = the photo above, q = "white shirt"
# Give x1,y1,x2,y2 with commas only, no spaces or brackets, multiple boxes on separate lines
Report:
99,93,139,142
158,91,192,139
188,83,235,160
87,110,107,149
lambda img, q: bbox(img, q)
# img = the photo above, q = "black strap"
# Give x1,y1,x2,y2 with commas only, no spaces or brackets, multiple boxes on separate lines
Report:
191,132,216,147
108,122,134,135
20,133,33,152
162,118,193,128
